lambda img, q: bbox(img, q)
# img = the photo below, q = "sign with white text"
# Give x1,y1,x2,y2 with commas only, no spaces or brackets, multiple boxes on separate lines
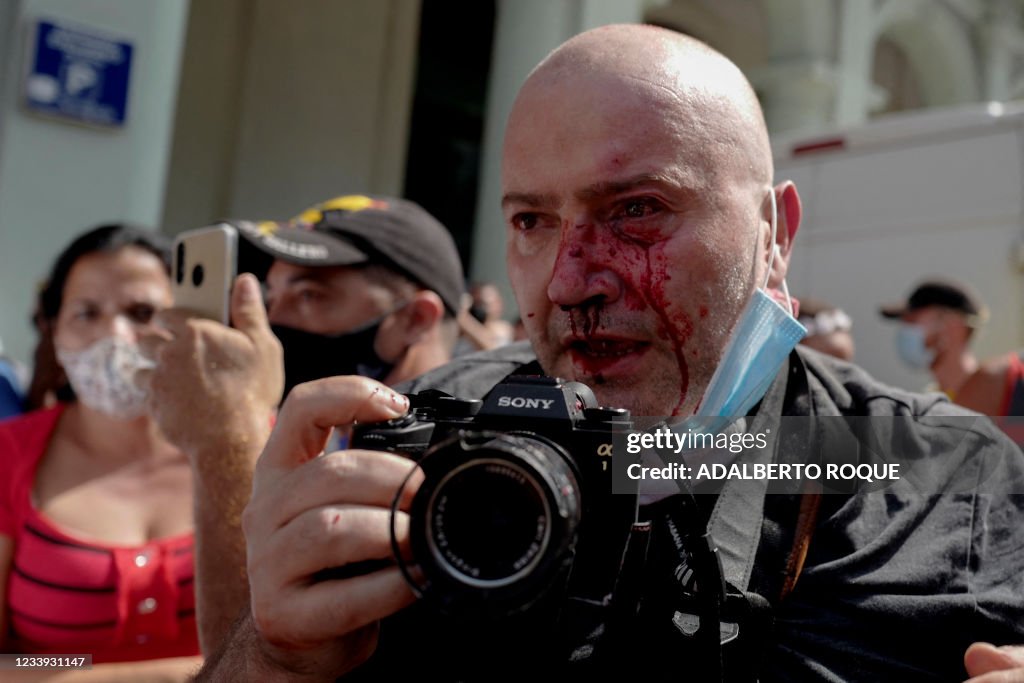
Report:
23,20,133,128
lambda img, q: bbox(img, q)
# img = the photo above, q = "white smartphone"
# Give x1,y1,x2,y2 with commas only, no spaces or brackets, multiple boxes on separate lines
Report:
172,224,239,324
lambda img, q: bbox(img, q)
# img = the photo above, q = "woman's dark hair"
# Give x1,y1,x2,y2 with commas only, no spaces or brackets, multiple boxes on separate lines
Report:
38,223,172,323
32,224,170,406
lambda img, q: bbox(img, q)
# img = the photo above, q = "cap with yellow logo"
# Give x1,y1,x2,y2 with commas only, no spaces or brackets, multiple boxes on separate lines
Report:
234,195,465,315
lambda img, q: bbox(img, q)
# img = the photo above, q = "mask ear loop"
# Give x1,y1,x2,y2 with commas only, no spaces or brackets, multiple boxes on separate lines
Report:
763,190,778,289
763,188,795,317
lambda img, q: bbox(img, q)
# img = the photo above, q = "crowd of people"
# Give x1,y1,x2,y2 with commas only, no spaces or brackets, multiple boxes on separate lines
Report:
2,22,1024,682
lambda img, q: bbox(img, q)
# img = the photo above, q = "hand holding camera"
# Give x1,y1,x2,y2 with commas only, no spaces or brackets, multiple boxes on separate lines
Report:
240,374,633,677
242,376,417,677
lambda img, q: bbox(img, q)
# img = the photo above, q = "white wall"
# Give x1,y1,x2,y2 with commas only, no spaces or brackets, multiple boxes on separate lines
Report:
0,0,190,368
162,0,422,234
159,0,250,235
228,0,420,219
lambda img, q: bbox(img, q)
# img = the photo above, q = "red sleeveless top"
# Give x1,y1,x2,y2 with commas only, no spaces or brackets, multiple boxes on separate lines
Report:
0,406,199,663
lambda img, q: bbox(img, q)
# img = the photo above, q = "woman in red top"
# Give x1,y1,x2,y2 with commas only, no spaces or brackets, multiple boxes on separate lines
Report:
0,225,201,680
957,350,1024,445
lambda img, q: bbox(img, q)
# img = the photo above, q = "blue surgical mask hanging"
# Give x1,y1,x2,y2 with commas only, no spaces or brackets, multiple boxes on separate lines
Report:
679,189,806,434
896,323,935,370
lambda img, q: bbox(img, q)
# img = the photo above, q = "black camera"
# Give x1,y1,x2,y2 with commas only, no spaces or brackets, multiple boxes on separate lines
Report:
351,375,636,619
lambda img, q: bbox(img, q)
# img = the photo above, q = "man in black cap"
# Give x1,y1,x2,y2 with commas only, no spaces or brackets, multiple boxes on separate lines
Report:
880,277,988,399
236,194,466,396
140,195,466,652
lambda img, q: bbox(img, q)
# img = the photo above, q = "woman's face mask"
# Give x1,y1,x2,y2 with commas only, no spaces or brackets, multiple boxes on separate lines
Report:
56,336,154,419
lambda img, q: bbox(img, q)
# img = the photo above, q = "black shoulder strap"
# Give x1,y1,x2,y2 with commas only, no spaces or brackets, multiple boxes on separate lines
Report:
706,356,792,593
708,352,826,601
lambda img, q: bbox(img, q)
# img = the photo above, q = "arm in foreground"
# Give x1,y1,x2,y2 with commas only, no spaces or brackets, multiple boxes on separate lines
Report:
141,273,283,654
194,376,419,681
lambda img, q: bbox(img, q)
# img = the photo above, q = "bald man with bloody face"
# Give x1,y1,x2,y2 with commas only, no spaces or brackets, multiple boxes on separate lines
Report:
194,26,1024,682
502,27,795,419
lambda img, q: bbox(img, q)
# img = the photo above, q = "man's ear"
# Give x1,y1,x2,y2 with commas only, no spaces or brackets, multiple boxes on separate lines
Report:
765,180,802,290
394,290,445,346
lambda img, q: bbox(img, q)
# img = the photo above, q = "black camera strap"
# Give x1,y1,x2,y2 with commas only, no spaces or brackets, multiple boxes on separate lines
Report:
706,354,798,595
599,352,834,681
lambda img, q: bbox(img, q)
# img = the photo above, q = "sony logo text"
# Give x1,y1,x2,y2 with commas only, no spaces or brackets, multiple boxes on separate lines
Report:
497,396,555,409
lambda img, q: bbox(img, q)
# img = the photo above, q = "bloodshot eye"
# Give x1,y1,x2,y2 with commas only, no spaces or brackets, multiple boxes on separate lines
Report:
620,198,661,219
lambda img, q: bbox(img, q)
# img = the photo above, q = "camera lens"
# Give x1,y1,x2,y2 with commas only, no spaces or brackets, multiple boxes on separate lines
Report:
175,243,185,284
191,263,205,287
409,432,581,616
428,459,549,585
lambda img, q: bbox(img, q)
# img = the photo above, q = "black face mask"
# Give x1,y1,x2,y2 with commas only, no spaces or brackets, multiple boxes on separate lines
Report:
271,319,395,399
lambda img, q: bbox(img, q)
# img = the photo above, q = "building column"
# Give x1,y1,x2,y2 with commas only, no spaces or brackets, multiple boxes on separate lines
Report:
750,0,839,134
833,0,878,127
981,0,1024,101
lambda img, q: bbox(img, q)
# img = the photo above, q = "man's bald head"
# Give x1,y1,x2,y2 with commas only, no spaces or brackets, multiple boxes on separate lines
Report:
517,24,773,188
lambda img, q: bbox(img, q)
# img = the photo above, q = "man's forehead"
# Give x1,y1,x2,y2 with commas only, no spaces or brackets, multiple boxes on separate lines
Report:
501,171,705,212
502,84,716,203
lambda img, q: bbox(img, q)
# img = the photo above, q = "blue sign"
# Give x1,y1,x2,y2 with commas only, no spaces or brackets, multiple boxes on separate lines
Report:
23,20,133,128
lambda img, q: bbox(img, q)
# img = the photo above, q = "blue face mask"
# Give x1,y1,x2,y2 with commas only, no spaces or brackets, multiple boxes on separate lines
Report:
896,324,935,370
677,190,806,434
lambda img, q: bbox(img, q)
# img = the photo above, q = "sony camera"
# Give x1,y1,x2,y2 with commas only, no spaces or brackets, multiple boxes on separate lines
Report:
351,375,636,619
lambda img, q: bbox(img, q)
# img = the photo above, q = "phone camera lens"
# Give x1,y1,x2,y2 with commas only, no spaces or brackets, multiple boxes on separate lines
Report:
175,243,185,284
192,263,205,287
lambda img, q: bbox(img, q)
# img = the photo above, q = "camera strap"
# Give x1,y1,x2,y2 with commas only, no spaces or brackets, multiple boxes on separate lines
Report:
643,353,830,681
707,354,811,598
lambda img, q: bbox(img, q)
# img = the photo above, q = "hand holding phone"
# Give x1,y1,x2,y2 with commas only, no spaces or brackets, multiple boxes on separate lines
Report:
172,224,239,324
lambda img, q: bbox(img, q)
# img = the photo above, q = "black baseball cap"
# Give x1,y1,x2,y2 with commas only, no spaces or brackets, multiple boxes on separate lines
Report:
235,195,465,315
879,278,988,323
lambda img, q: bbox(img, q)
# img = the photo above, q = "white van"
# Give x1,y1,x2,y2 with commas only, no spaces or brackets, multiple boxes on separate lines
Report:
774,102,1024,394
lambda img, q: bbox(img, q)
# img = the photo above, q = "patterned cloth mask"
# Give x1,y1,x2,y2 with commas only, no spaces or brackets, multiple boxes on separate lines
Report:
56,336,154,419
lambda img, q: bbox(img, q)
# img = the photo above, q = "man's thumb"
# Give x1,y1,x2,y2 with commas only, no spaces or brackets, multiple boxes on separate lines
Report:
965,642,1024,676
230,273,268,332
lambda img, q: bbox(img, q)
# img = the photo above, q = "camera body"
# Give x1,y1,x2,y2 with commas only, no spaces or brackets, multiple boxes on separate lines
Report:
351,375,635,618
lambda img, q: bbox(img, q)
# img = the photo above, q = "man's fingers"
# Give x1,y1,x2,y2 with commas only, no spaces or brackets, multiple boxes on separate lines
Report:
253,566,416,649
967,643,1024,677
252,506,410,585
257,377,409,475
231,273,271,335
250,450,419,537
